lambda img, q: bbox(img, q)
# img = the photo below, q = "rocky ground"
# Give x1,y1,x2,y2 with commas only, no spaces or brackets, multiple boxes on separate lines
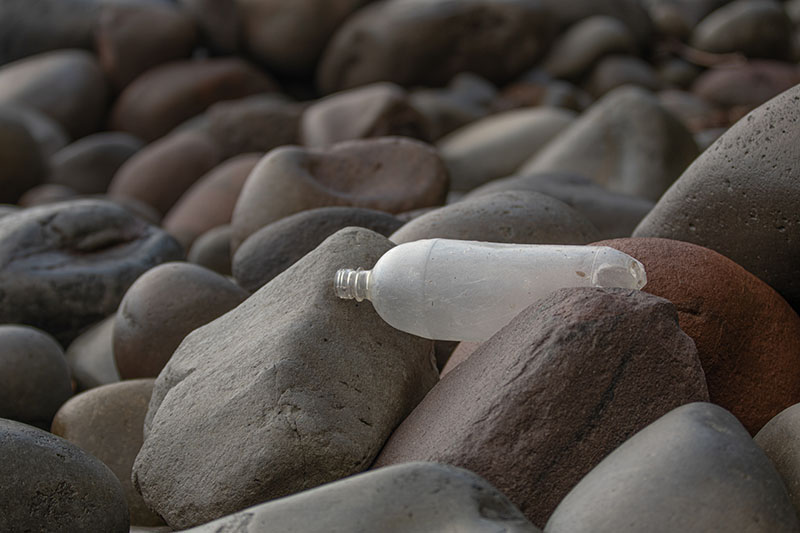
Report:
1,0,800,531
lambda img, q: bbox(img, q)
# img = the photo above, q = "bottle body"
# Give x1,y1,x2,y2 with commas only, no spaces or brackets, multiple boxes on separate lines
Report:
336,239,646,342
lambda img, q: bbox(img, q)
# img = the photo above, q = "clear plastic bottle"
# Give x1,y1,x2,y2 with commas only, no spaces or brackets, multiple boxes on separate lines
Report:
334,239,647,342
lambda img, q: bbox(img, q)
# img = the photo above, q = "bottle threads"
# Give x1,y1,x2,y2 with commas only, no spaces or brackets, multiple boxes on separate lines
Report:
334,268,372,302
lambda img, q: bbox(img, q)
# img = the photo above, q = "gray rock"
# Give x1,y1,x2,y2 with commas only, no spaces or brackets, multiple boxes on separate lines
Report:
643,0,730,39
520,86,699,201
756,403,800,517
0,199,184,345
233,206,403,292
183,463,540,533
0,418,129,532
0,108,46,203
0,205,19,219
390,190,600,244
0,325,72,428
539,0,653,45
65,315,120,391
633,82,800,311
133,227,439,529
187,224,233,276
546,403,800,533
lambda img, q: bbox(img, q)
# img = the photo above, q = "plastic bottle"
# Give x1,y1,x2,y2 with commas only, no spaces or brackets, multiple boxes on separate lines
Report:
334,239,647,342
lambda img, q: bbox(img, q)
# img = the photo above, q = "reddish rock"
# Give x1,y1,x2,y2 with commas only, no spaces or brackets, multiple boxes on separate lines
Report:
595,237,800,434
373,287,708,527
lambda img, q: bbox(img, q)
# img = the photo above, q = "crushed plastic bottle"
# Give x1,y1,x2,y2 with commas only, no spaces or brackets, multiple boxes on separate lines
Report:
334,239,647,342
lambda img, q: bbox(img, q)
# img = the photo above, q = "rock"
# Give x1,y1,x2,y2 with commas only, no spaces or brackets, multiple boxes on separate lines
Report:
595,238,800,434
437,107,576,192
390,190,600,245
164,154,260,248
409,73,497,140
52,379,163,527
658,89,725,133
373,287,709,526
200,95,302,159
301,82,432,148
539,0,653,45
233,206,403,292
656,57,703,88
238,0,372,77
113,262,248,380
0,205,19,219
440,341,482,376
0,49,107,139
0,109,46,203
0,199,183,345
110,58,277,142
466,173,654,240
187,224,233,276
48,132,145,195
546,403,799,533
520,86,699,201
0,104,69,158
317,0,555,94
18,183,79,207
0,418,129,532
176,0,239,54
96,2,197,91
541,16,637,80
584,55,662,98
108,129,223,215
633,83,800,311
643,0,730,39
230,137,448,250
694,127,727,151
182,463,540,533
132,228,439,528
691,0,793,60
492,78,591,114
65,315,120,391
755,404,800,516
0,325,72,428
692,61,800,109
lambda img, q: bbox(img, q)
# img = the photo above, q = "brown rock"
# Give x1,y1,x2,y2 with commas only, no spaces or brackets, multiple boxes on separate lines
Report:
164,153,260,248
373,287,708,527
595,237,800,434
52,379,164,526
231,137,449,250
108,129,223,215
110,58,277,142
113,262,248,379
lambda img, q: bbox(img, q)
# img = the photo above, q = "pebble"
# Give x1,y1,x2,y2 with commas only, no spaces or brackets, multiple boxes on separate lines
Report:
584,54,662,98
133,228,439,529
65,315,120,391
187,224,234,276
373,287,708,527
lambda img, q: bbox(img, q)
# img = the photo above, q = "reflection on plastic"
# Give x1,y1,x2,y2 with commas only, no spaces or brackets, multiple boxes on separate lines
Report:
335,239,647,342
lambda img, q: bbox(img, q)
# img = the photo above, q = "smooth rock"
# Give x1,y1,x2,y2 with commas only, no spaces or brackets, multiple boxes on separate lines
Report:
317,0,555,94
692,60,800,109
584,55,662,98
539,0,653,45
0,109,46,203
438,107,576,192
187,224,233,276
634,83,800,310
164,154,260,248
390,190,600,244
52,379,163,526
133,228,438,528
691,0,793,60
49,132,145,195
0,49,107,138
301,82,432,148
233,206,403,292
521,86,699,201
755,403,800,516
0,104,69,158
546,403,799,533
409,73,497,140
183,463,539,533
65,315,120,391
231,137,448,250
17,183,79,207
114,262,248,379
110,58,277,142
109,129,223,215
373,287,709,526
0,199,183,345
643,0,730,39
596,237,800,434
0,418,129,532
0,325,72,428
466,173,654,240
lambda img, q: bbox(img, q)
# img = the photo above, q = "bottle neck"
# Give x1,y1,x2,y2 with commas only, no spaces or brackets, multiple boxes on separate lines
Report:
334,268,372,302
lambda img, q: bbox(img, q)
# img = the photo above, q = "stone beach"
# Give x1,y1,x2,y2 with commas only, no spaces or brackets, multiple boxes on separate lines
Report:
1,0,800,531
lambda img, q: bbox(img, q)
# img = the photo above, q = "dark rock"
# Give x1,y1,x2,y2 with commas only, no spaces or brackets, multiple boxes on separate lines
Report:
0,325,71,428
0,418,129,532
0,199,183,345
755,403,800,517
584,55,662,98
538,0,653,45
0,104,69,158
546,403,799,533
409,73,497,140
65,315,120,392
113,262,248,380
187,224,233,276
643,0,730,39
133,228,438,529
177,0,239,54
233,206,403,292
0,109,46,203
373,287,708,527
